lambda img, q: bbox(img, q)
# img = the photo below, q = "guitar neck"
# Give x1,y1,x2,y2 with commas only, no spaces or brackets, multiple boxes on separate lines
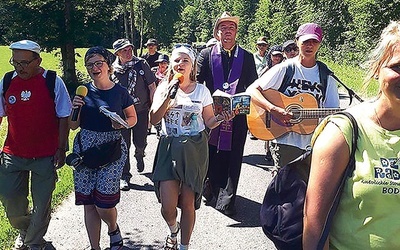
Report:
294,109,344,119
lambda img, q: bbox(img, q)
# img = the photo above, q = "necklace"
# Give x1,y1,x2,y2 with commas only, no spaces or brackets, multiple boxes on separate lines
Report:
374,107,383,128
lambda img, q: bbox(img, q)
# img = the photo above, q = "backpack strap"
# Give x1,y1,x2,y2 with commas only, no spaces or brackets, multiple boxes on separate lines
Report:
2,70,56,100
45,70,56,100
317,111,359,249
278,61,295,93
3,71,15,97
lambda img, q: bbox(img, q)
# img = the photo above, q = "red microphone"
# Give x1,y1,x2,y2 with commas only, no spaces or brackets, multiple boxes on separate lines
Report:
169,73,184,99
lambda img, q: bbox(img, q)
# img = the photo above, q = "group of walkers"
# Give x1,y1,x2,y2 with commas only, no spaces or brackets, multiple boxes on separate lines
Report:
1,9,400,250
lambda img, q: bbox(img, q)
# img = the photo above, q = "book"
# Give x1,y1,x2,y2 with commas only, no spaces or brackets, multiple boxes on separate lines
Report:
212,89,251,115
99,106,130,129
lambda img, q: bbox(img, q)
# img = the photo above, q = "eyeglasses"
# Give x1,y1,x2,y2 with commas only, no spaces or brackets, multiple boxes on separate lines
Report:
284,46,299,53
85,60,106,69
9,58,37,68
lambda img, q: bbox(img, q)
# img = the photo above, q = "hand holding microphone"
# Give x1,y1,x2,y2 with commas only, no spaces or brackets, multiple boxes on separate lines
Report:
71,85,88,121
169,73,184,99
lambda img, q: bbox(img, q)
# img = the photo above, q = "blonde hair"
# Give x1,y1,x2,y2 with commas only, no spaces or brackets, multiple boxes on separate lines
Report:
363,21,400,90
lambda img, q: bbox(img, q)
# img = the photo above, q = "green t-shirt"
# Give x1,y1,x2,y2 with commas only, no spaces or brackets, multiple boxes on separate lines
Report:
312,102,400,249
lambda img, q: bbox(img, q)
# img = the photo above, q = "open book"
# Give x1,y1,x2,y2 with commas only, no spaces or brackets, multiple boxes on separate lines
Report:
99,106,130,129
212,89,251,116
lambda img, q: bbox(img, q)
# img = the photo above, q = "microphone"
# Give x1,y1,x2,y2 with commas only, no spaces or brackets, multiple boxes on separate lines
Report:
71,85,88,121
169,73,184,99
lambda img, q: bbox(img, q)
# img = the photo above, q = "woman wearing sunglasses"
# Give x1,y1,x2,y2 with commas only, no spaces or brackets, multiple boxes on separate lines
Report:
150,45,234,250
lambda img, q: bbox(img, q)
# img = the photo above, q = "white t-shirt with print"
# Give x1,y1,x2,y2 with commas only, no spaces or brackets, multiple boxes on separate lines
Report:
154,82,213,137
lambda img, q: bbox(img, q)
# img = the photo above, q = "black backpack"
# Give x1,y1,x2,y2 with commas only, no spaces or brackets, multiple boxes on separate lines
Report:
3,70,56,99
260,112,359,250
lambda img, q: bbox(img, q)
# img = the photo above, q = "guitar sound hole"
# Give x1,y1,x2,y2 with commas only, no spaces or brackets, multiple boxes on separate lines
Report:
287,104,302,124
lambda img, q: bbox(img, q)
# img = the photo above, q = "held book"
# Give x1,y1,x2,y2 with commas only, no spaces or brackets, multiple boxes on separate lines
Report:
212,89,251,115
99,106,130,129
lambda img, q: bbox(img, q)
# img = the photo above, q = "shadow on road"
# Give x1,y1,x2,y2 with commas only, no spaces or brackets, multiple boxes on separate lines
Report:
242,154,274,170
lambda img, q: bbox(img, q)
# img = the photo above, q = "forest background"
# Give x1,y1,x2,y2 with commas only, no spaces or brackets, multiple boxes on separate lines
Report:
1,0,399,92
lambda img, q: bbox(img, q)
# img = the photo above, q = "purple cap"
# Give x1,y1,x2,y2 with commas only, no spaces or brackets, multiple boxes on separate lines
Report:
295,23,323,43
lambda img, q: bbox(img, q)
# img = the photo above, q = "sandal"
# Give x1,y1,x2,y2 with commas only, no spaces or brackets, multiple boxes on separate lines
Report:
164,222,180,250
108,224,123,250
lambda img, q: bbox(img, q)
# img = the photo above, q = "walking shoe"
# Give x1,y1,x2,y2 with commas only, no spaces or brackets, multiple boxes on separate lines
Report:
120,179,130,191
14,229,27,250
136,157,145,173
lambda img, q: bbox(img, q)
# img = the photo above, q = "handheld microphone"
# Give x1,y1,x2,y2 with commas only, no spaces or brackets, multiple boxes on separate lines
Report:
71,85,88,121
169,73,184,99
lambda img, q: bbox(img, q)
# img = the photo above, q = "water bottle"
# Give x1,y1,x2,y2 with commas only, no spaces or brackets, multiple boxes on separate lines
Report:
190,114,199,135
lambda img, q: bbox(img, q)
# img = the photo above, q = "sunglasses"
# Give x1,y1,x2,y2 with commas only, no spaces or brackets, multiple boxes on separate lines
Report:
174,43,193,49
257,44,268,47
284,46,299,52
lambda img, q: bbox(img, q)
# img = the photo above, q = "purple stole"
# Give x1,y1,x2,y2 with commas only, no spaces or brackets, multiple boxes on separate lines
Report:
209,44,244,151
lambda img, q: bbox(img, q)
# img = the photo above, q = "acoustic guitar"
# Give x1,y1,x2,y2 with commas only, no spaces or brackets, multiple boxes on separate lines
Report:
247,89,343,140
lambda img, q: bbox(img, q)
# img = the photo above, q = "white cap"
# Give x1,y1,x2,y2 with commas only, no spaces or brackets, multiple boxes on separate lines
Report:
10,40,41,54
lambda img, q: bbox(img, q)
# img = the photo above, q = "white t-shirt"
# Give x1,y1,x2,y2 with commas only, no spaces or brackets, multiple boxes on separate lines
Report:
154,82,213,137
252,57,340,150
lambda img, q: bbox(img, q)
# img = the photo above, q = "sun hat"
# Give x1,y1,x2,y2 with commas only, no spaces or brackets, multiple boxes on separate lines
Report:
154,54,169,63
213,11,239,39
145,38,158,47
10,40,41,54
112,39,134,54
256,36,268,45
295,23,323,43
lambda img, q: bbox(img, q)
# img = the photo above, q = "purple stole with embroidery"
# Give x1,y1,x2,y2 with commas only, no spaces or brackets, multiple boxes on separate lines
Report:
209,44,244,151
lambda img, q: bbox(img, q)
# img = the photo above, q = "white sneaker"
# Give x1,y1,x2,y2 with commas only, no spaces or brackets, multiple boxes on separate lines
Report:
120,179,129,191
14,230,27,250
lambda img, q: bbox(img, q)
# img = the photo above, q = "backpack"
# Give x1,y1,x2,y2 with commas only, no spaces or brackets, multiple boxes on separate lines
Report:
3,70,56,99
260,112,359,250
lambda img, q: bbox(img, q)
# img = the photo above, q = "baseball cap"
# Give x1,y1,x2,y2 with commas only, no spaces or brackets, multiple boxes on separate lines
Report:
282,40,296,50
256,36,268,45
154,54,169,63
10,40,41,54
295,23,323,43
113,39,134,54
145,38,158,47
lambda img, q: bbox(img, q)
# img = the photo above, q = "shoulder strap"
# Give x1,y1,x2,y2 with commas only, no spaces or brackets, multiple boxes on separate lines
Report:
278,61,295,93
3,71,15,97
317,111,359,249
46,70,56,100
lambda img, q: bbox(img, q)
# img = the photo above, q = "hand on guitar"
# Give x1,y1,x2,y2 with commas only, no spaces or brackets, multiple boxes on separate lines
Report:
270,105,293,125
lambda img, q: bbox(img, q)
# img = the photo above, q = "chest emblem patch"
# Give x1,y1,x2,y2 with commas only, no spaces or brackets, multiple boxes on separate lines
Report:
21,90,31,101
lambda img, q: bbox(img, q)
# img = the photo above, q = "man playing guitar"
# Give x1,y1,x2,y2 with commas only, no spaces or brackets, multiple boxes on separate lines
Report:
247,23,340,175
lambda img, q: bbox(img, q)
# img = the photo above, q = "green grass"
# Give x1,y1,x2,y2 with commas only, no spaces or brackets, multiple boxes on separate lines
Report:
0,46,374,249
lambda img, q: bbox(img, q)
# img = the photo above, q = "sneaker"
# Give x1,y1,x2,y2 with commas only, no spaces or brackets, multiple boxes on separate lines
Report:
136,157,145,173
120,179,130,191
14,230,27,250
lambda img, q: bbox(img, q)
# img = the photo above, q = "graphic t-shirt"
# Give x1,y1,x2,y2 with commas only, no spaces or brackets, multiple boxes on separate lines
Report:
153,82,213,137
312,102,400,249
